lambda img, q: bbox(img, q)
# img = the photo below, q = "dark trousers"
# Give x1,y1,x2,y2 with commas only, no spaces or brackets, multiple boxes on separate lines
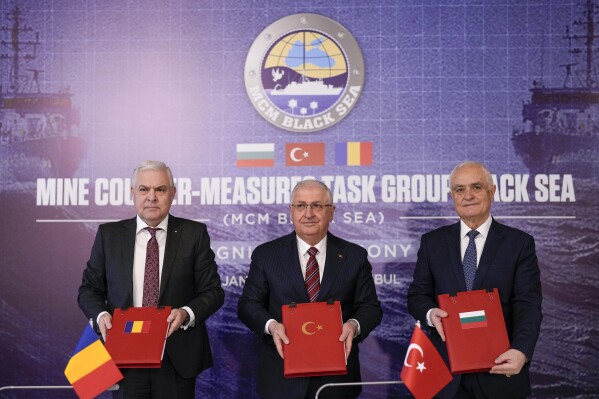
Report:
453,374,488,399
112,354,196,399
452,374,528,399
306,376,360,399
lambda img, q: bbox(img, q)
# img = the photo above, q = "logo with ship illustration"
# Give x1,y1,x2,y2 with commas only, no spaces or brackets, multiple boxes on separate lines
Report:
245,14,364,133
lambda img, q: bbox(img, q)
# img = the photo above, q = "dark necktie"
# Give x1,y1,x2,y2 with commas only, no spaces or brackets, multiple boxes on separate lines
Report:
142,227,160,307
463,230,479,291
305,247,321,302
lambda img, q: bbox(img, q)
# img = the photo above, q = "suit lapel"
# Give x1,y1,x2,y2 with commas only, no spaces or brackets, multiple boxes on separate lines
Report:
280,232,309,300
122,218,137,306
318,233,346,300
473,218,503,290
160,215,182,300
448,223,468,292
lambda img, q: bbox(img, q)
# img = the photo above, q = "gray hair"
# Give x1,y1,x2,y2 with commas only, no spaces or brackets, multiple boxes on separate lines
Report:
132,160,175,188
291,179,333,203
449,161,494,187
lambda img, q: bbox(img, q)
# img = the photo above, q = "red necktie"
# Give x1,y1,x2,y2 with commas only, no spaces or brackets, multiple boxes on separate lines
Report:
305,247,320,302
142,227,160,307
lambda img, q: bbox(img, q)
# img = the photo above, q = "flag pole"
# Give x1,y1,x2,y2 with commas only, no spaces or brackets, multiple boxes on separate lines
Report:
315,381,404,399
0,386,73,391
0,384,119,392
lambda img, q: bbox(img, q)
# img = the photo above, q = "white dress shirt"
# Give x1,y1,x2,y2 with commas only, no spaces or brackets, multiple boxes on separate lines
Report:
97,215,195,328
264,236,328,334
426,215,493,327
133,215,169,307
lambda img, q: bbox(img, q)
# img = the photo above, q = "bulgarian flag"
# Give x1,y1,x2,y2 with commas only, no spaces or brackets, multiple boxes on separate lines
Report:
459,310,487,329
236,143,275,167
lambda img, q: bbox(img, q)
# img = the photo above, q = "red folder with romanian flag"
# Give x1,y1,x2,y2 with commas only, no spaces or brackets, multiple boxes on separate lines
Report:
104,306,171,368
282,300,347,377
438,288,510,373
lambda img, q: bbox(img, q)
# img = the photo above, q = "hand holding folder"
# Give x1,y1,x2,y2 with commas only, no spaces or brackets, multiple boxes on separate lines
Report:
105,306,171,368
282,300,347,378
438,288,510,373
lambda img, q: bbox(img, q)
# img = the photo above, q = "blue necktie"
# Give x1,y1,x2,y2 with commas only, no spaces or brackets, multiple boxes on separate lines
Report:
463,230,479,291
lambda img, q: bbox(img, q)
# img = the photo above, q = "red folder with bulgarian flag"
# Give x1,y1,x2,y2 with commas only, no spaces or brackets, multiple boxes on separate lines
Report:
438,288,510,373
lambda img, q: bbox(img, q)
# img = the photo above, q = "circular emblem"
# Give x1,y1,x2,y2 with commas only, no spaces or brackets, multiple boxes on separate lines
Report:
245,14,364,133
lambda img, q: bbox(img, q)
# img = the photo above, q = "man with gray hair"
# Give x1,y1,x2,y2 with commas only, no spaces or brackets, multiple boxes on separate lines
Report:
238,179,382,399
78,160,224,398
407,161,542,398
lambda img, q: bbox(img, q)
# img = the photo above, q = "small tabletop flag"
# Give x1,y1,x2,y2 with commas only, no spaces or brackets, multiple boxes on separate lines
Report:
64,324,123,399
400,322,452,399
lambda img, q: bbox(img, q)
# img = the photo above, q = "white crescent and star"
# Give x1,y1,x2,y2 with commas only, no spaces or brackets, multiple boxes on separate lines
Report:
290,147,309,163
301,321,316,335
404,343,427,372
301,321,323,335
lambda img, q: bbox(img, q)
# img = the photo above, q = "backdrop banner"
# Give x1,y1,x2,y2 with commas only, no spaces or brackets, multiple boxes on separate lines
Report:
0,1,597,398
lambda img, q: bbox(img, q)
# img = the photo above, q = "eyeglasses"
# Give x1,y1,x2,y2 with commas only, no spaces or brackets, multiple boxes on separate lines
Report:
451,183,488,196
290,203,333,211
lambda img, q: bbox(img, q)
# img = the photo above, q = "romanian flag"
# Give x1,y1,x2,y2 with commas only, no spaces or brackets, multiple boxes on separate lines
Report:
64,324,123,399
124,320,151,333
236,143,275,167
335,142,372,166
459,310,488,329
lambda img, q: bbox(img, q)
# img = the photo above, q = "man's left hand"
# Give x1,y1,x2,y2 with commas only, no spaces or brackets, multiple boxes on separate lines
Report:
489,348,527,377
339,321,357,360
166,308,188,337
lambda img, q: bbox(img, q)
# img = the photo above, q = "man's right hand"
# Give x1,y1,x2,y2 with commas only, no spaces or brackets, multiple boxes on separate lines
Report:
99,313,113,342
429,307,448,341
269,321,290,359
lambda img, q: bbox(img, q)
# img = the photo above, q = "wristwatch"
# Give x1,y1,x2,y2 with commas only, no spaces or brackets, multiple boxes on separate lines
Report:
348,319,359,338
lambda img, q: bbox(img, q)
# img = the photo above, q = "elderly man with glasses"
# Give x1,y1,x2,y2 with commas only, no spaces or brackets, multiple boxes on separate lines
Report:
238,179,382,399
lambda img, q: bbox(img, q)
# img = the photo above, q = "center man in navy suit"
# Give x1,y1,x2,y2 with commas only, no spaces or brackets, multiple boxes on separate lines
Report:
407,161,543,398
238,179,383,399
78,160,224,399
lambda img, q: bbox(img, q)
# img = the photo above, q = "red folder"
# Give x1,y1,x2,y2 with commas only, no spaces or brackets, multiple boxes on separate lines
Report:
282,300,347,378
438,289,510,373
104,306,171,368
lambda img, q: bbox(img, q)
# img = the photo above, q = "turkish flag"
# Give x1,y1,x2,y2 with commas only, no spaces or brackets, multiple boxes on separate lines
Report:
400,322,452,399
286,143,325,166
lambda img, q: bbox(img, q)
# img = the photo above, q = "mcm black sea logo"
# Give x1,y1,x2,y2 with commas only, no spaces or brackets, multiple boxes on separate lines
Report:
244,14,364,133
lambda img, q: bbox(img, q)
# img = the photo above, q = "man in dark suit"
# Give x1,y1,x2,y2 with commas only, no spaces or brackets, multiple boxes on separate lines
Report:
238,179,382,399
407,161,542,398
78,160,224,399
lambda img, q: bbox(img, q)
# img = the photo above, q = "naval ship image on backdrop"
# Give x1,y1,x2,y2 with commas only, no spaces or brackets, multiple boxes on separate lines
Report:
0,6,84,190
261,31,347,115
512,0,599,177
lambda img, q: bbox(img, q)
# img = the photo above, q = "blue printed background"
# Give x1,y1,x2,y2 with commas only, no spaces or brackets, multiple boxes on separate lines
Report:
0,1,597,398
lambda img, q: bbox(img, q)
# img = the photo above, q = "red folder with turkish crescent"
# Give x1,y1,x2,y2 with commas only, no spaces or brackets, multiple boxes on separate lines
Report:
438,288,510,373
104,306,171,368
282,300,347,378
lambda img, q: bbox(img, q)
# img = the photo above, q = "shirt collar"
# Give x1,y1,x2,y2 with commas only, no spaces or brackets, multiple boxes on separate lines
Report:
296,235,328,256
136,214,169,234
460,214,492,239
